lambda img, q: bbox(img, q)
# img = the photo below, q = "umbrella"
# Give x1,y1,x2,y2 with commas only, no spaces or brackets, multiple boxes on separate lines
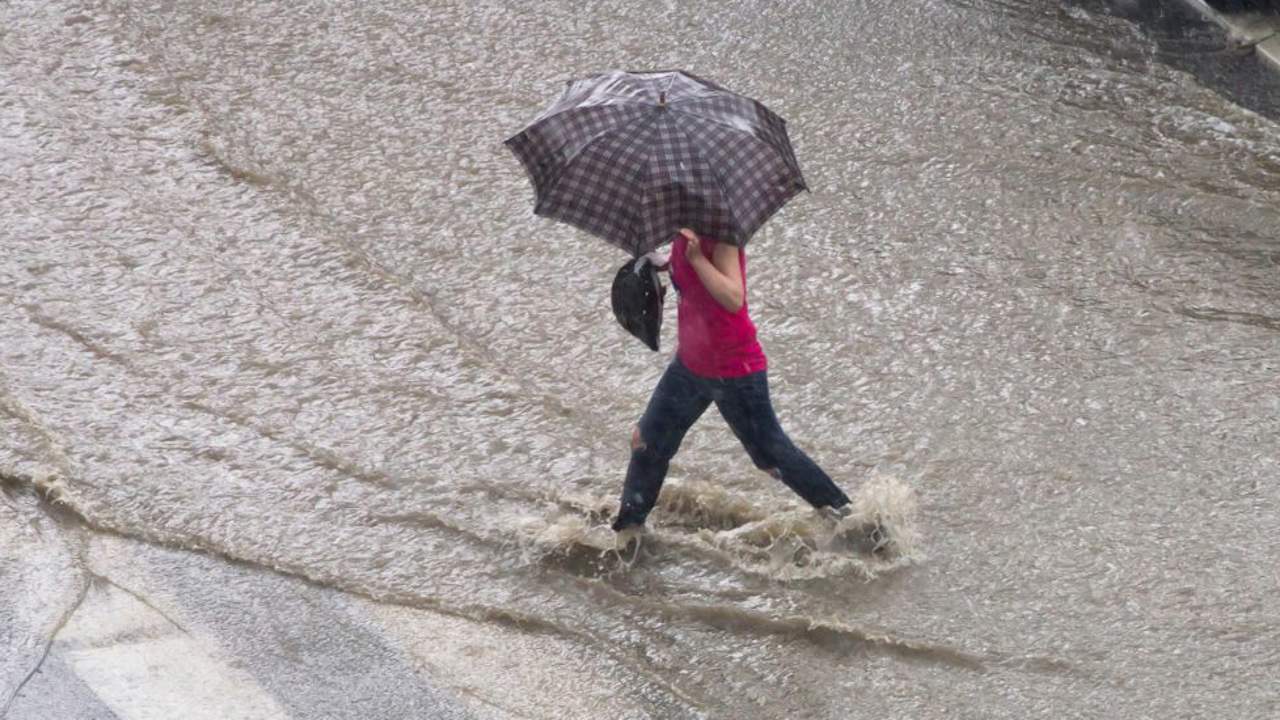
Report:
505,70,806,256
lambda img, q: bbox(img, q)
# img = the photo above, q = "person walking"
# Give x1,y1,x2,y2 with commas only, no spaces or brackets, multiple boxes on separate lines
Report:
501,71,854,534
612,227,853,532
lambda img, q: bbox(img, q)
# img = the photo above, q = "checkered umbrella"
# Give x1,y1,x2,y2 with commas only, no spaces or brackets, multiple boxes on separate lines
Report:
505,70,806,256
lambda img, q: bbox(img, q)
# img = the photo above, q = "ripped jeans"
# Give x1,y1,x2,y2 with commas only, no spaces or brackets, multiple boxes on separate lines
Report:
613,357,851,531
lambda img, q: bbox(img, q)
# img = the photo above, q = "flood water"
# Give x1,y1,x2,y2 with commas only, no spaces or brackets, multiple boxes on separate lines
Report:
3,0,1279,717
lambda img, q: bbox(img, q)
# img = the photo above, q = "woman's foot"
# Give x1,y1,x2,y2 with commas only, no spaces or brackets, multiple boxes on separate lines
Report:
612,523,645,555
820,505,890,555
611,515,644,533
818,503,854,522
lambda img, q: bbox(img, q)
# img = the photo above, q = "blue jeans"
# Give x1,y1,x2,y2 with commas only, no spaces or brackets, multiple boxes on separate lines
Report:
613,358,851,530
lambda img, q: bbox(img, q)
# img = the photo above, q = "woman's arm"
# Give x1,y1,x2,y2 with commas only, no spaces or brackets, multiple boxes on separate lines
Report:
681,228,744,313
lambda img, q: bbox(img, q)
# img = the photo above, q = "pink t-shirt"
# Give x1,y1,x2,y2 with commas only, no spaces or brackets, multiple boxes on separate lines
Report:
671,234,767,378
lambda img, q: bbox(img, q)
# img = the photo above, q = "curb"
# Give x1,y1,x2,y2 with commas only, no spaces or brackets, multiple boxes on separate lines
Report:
1178,0,1280,72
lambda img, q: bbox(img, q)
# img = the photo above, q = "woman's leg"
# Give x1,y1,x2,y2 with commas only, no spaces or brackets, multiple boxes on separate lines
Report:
613,359,712,530
713,371,851,510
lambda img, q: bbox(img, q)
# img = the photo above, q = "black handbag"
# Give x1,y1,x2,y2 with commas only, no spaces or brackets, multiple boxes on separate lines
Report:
610,255,667,351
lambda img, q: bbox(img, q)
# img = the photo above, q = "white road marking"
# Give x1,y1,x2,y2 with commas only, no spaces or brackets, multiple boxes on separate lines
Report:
59,582,289,720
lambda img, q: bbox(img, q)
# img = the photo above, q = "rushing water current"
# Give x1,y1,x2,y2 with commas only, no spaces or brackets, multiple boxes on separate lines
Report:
3,0,1279,717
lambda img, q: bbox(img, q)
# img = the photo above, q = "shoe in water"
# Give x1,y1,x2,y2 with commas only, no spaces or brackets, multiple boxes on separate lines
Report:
818,504,854,522
612,523,645,556
821,505,891,556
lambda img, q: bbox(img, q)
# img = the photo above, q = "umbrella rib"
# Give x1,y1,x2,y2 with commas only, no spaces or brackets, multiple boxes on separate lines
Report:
621,124,659,254
533,108,661,218
628,116,677,254
668,114,742,245
666,89,734,106
634,129,663,255
674,106,805,187
668,101,801,178
531,94,654,128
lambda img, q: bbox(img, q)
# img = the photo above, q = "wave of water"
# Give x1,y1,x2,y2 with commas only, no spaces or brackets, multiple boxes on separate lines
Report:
4,0,1280,717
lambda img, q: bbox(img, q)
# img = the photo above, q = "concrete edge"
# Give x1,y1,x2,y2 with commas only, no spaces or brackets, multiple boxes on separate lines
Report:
1257,35,1280,72
1177,0,1280,70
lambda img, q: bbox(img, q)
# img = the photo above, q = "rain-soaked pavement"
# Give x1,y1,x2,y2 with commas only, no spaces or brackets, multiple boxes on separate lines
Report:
3,0,1279,718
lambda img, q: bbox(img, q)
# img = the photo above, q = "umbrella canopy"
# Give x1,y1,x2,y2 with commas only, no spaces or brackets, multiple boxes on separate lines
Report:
506,70,806,256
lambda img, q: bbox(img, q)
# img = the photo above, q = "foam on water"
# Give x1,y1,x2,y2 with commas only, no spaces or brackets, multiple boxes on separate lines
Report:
520,474,922,581
5,0,1280,715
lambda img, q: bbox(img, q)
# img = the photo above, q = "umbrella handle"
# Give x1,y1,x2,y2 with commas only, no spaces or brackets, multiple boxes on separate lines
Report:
636,248,670,273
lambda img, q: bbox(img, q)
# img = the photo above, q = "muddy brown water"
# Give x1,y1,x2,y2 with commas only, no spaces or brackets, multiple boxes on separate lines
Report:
3,0,1279,717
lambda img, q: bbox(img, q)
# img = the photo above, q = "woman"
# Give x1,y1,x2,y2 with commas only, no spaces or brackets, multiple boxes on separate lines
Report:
612,227,854,532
